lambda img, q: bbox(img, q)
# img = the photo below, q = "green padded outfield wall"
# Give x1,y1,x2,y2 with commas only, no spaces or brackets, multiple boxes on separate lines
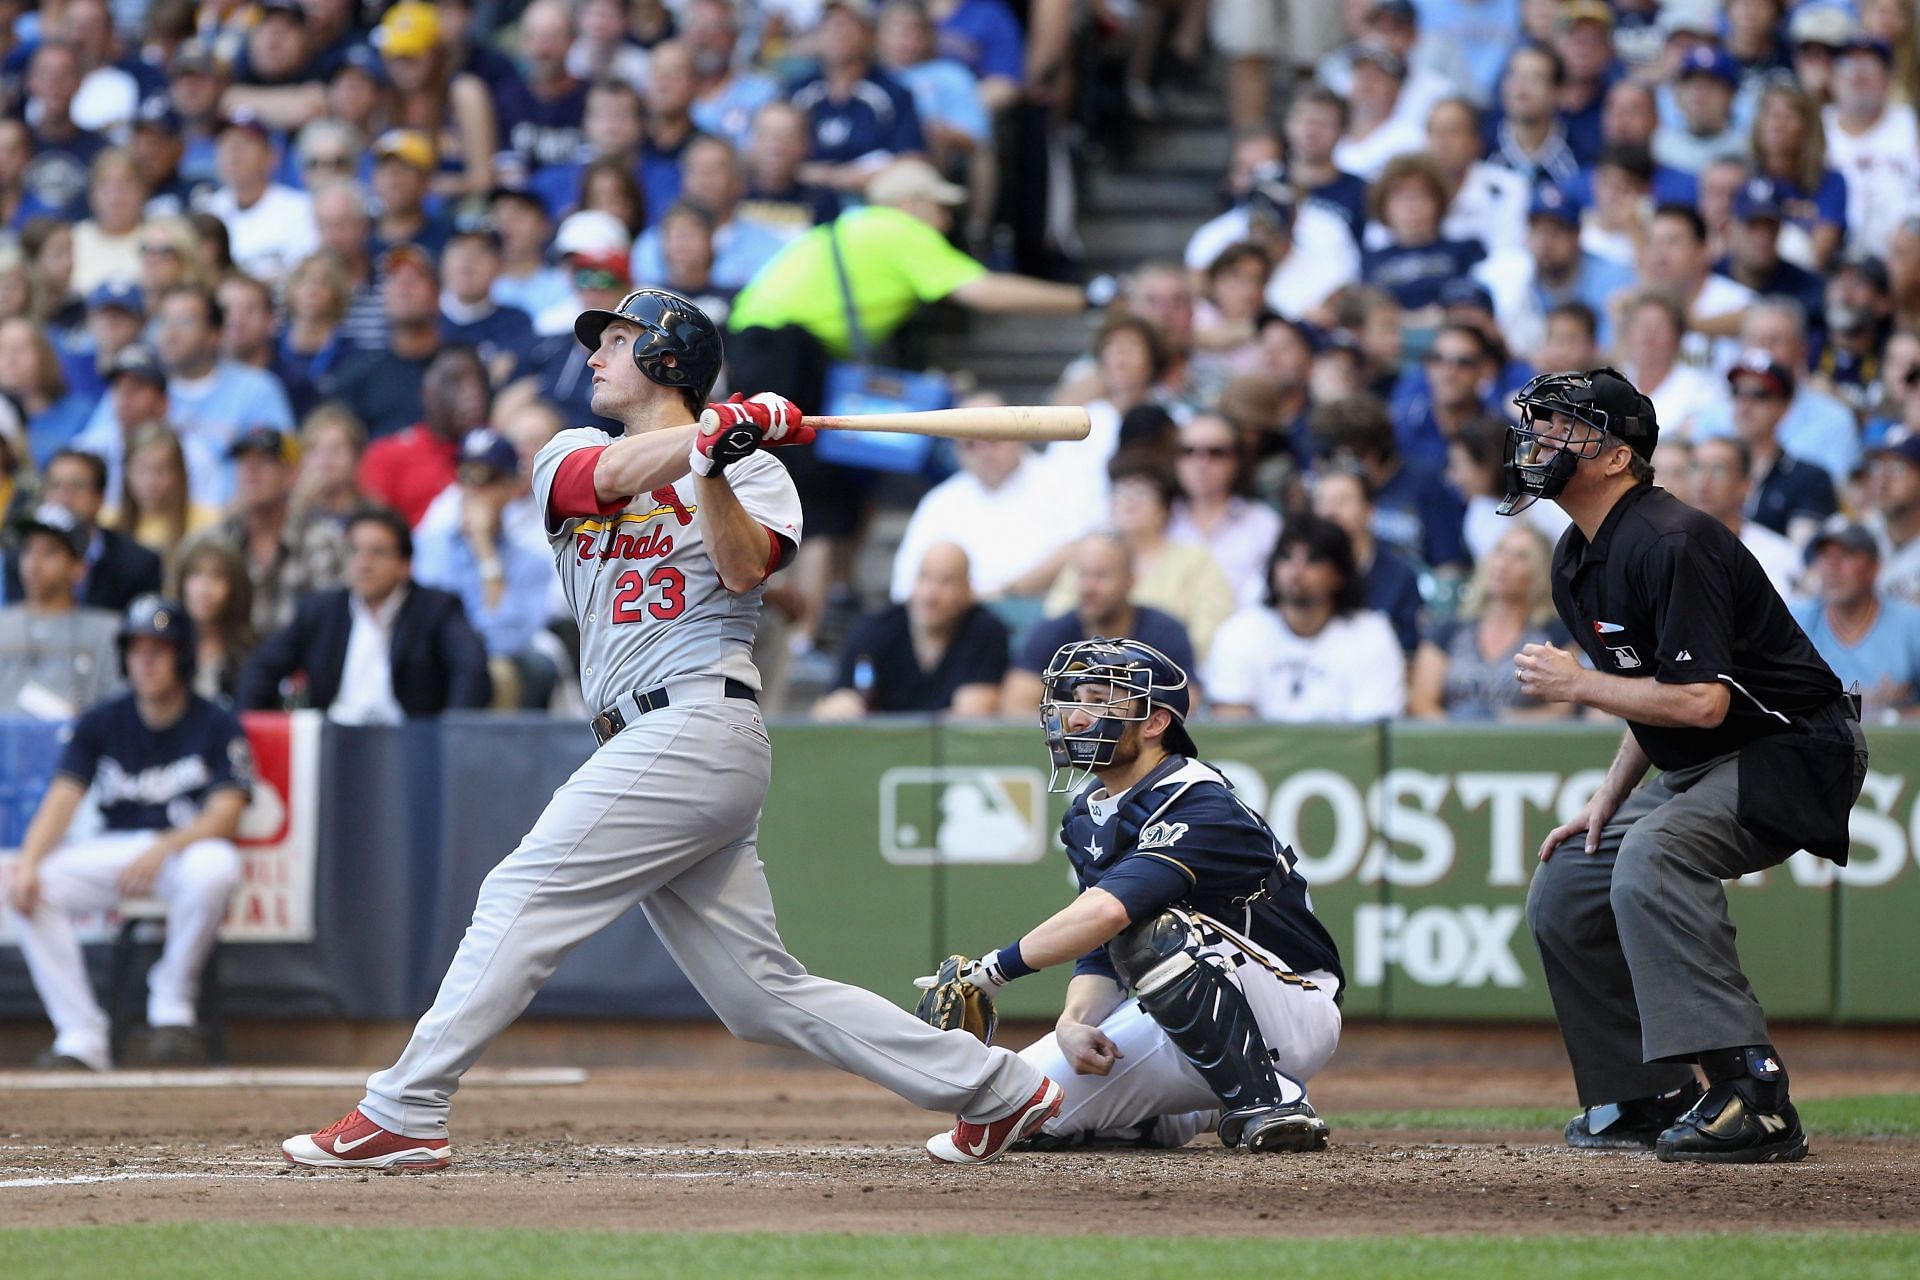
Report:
756,722,1920,1023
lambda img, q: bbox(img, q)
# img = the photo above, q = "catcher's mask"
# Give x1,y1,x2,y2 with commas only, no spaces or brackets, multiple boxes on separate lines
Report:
573,287,723,410
1500,367,1656,516
1039,637,1197,794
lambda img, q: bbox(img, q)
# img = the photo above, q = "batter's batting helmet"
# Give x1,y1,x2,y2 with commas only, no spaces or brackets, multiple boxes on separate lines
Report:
1038,637,1198,793
573,288,723,409
117,594,196,685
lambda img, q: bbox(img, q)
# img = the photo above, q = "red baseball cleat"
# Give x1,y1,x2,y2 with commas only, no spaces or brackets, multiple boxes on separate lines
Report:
926,1078,1064,1165
282,1108,451,1170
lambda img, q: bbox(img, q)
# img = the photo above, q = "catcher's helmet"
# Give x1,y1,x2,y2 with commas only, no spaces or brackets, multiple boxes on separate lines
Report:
1500,366,1657,515
116,593,196,684
573,287,723,407
1038,637,1198,793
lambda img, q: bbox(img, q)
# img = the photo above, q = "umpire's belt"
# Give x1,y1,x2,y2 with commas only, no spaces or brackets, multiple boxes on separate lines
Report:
592,676,758,745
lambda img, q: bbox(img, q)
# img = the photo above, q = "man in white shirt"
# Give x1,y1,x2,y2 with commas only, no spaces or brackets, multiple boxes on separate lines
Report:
201,111,319,286
1183,142,1358,285
1822,36,1920,258
1204,514,1404,722
1316,2,1465,145
1683,436,1804,600
1330,41,1427,182
1618,288,1721,439
1425,97,1529,255
889,438,1089,603
1639,203,1755,377
61,0,138,136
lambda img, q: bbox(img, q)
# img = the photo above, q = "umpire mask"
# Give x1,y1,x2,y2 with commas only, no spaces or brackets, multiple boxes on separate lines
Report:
1499,367,1657,516
1038,638,1196,794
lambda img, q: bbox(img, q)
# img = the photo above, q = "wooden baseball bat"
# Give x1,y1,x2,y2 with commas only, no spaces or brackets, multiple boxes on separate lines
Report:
801,405,1091,443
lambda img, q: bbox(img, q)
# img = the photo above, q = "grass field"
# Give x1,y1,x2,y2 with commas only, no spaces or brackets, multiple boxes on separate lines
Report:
5,1226,1919,1280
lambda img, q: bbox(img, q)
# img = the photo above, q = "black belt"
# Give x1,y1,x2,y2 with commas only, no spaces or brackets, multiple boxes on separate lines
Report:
591,677,757,746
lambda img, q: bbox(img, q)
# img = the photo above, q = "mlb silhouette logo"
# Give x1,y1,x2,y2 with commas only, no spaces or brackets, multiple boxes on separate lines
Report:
1608,645,1642,669
880,767,1048,865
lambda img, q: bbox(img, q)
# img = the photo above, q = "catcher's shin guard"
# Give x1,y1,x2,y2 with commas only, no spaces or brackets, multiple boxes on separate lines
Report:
1109,912,1325,1151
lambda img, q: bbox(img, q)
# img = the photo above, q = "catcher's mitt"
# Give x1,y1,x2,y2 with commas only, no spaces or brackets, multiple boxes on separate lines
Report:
913,954,998,1044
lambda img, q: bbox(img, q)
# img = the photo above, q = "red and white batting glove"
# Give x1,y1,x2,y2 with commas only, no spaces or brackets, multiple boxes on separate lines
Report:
689,392,815,477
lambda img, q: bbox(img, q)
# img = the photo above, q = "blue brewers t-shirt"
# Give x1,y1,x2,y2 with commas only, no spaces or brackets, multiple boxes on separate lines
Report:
56,694,253,831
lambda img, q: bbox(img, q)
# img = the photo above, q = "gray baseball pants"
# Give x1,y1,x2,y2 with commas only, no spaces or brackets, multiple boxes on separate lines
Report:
1526,728,1860,1108
359,696,1044,1138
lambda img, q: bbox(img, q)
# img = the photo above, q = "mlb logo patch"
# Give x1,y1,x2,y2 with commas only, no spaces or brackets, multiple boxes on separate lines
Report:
1608,645,1642,670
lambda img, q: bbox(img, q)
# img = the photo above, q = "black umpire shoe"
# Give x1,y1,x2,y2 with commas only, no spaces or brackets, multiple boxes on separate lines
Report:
1655,1083,1809,1164
1564,1081,1703,1150
1220,1100,1330,1152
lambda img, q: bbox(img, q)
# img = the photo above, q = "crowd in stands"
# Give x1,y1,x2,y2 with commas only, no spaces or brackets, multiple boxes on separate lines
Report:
9,0,1920,735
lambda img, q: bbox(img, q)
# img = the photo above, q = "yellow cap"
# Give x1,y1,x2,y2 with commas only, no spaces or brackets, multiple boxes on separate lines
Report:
374,129,437,172
375,3,440,59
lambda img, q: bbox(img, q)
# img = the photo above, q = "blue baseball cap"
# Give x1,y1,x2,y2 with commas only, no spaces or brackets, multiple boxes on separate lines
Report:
458,429,518,476
1438,277,1495,312
132,95,181,136
1677,45,1739,85
1842,34,1895,64
1733,176,1787,222
1528,183,1581,227
87,281,145,316
340,42,390,85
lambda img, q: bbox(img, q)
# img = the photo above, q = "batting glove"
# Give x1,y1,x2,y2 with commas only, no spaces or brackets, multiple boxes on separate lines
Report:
689,392,814,477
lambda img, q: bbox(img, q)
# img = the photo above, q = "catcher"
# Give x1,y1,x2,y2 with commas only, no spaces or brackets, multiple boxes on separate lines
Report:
914,638,1344,1154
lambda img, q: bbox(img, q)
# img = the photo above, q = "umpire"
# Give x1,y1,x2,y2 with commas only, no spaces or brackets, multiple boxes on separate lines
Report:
1502,368,1867,1164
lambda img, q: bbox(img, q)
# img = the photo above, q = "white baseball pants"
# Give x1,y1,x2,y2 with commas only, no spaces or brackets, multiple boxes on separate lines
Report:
3,831,241,1070
1017,914,1342,1147
360,697,1047,1139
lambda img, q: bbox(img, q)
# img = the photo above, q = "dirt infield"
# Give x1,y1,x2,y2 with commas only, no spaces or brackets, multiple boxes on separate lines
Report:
3,1060,1918,1238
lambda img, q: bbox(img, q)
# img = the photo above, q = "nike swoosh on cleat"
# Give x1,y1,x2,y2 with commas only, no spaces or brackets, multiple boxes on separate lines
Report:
963,1130,995,1159
331,1131,382,1154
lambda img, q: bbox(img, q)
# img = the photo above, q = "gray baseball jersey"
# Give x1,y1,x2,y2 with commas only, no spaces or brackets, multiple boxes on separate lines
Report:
531,428,803,709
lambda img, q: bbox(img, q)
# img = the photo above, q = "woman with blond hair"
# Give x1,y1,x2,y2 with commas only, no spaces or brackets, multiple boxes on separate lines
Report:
279,253,353,397
290,404,372,528
371,2,497,198
137,215,207,299
19,218,82,331
108,423,221,560
1408,524,1574,721
169,534,258,704
72,149,147,294
1748,82,1848,270
0,318,90,466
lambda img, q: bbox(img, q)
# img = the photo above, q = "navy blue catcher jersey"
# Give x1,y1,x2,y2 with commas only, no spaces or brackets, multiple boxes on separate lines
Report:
55,694,253,832
1062,755,1344,993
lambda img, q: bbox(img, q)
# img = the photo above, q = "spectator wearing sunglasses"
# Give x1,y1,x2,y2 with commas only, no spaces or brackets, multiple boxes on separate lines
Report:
1728,349,1838,548
1167,414,1280,607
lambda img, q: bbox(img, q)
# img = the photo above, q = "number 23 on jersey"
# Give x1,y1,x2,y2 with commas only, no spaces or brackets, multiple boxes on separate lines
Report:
610,567,687,623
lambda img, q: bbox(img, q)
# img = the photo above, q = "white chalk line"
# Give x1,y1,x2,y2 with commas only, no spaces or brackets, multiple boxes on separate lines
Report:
0,1067,588,1091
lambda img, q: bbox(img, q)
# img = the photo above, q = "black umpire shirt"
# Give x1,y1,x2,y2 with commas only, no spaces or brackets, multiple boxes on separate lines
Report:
1551,482,1842,771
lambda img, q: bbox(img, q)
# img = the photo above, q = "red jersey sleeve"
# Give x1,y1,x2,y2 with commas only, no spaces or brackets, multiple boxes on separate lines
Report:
547,446,629,521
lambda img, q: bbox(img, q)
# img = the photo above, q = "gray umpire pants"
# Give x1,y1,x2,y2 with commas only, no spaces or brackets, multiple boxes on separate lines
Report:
1526,723,1864,1107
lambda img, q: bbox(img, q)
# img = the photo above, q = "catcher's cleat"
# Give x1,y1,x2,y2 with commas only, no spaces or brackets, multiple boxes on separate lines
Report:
1219,1100,1329,1152
926,1078,1064,1165
283,1108,452,1170
1564,1082,1703,1151
1655,1084,1809,1164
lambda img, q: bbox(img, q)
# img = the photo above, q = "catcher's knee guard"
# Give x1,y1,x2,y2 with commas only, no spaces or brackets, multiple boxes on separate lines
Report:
1109,911,1320,1151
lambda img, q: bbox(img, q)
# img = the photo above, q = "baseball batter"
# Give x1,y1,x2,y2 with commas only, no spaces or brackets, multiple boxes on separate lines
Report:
284,289,1060,1170
913,639,1344,1154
